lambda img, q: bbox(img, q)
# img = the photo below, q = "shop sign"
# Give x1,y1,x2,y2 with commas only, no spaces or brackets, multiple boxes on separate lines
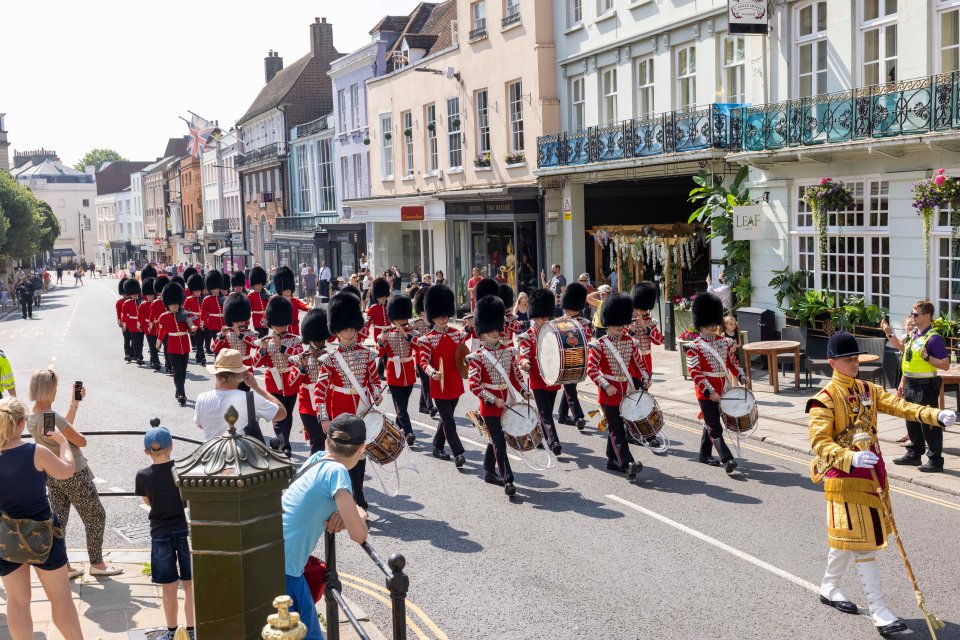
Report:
184,246,192,254
263,242,278,250
401,206,425,221
192,243,203,252
207,243,218,252
231,232,243,243
732,204,764,241
728,0,768,34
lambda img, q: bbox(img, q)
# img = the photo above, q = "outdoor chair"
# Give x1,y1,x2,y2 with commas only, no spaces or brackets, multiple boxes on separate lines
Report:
855,337,887,387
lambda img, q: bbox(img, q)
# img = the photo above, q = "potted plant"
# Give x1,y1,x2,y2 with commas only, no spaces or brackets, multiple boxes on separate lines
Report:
474,152,491,168
505,151,525,164
404,127,413,138
912,169,960,270
791,289,835,332
803,178,855,269
426,122,436,132
768,266,809,311
451,117,461,128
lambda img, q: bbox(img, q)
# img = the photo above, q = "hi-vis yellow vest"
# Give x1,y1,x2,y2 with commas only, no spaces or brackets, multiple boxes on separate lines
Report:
901,329,940,376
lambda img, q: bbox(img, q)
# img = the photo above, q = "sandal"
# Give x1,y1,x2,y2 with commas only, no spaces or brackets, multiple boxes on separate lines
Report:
89,564,123,576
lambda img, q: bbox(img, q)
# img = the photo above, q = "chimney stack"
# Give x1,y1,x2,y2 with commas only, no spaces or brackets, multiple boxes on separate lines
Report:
310,17,333,57
264,50,284,84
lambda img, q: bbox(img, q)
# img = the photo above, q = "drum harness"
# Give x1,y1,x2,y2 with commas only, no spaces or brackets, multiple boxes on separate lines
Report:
603,337,671,453
697,337,749,458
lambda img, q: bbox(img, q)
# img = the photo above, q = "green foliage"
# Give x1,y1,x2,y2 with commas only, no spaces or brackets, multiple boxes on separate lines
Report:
768,266,810,310
73,148,126,171
933,312,958,339
788,291,887,332
35,201,60,253
792,289,835,329
688,166,752,308
0,171,54,261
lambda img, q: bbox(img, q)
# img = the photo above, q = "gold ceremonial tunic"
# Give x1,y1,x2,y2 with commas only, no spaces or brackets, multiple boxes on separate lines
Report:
807,371,941,551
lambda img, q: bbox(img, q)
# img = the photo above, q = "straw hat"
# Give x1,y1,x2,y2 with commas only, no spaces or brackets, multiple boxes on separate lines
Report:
207,349,247,375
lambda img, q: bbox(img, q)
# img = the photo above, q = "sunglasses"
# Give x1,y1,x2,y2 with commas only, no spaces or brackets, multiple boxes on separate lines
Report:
910,312,928,317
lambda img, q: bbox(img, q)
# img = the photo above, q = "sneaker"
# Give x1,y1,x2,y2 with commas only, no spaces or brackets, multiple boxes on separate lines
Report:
89,564,123,576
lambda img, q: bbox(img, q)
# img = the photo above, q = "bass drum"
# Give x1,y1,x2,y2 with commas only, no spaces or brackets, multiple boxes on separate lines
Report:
719,388,759,434
362,411,406,465
500,403,543,453
536,317,587,386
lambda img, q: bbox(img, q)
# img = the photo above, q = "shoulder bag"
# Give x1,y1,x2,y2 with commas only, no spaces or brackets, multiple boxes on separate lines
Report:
0,511,64,565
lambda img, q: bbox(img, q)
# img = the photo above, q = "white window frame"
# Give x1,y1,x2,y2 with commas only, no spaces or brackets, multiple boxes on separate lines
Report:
568,0,582,26
858,0,898,86
352,154,364,198
402,111,415,176
426,104,439,173
447,97,462,169
676,46,696,111
318,138,335,212
340,156,350,199
635,58,654,119
476,90,491,154
471,1,486,35
938,1,960,73
337,90,347,132
380,114,394,179
504,0,520,20
722,35,746,103
350,84,361,130
795,1,828,98
508,80,525,152
295,144,311,214
600,66,618,124
570,75,586,130
597,0,614,16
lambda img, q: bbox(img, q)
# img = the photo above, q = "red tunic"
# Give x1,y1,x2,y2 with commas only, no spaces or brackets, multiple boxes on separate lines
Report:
115,298,126,327
408,317,431,368
686,334,745,401
467,342,527,418
253,332,304,396
286,347,328,417
138,298,155,335
416,327,468,400
586,334,649,406
630,311,664,376
517,324,560,391
248,289,270,330
121,298,143,333
364,303,390,343
277,295,310,336
149,298,166,337
465,316,524,347
183,294,202,326
314,343,382,422
378,327,419,387
200,295,225,332
155,312,193,354
211,329,259,371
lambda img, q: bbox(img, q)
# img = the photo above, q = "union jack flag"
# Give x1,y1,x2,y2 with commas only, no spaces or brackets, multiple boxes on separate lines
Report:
185,113,216,157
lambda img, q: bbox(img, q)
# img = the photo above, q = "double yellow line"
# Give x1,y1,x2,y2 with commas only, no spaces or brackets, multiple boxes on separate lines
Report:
339,572,448,640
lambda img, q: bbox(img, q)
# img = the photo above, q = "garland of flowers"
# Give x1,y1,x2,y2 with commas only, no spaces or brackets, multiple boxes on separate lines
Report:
912,169,960,270
803,178,855,268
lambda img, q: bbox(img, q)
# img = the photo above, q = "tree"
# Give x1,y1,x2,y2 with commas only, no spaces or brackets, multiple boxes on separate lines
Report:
0,171,57,263
73,148,127,171
35,201,60,253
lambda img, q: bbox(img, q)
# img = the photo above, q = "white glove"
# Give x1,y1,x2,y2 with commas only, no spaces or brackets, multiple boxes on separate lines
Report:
851,451,879,469
938,410,957,428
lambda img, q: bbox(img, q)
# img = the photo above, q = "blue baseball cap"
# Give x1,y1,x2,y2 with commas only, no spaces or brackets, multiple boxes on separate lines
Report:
144,426,173,452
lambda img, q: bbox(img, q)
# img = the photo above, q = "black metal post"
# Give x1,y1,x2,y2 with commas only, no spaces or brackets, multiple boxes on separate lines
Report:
386,554,409,640
324,531,341,640
665,299,676,352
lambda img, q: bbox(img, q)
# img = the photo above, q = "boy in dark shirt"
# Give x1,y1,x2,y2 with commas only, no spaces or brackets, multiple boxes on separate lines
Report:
135,426,195,640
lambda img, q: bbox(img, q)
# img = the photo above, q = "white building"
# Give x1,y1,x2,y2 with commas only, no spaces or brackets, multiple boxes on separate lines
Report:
129,170,147,262
94,192,117,269
201,130,243,262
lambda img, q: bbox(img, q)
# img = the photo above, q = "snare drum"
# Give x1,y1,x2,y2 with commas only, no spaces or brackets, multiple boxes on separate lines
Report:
500,403,543,453
620,390,664,440
718,388,759,433
363,411,406,465
536,317,587,386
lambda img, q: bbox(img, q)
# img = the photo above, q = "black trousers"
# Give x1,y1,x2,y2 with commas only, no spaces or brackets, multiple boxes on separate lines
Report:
129,332,144,362
349,458,368,509
301,413,325,454
191,330,206,363
272,394,299,452
432,398,464,456
170,353,188,398
601,405,635,467
389,385,414,436
163,336,171,372
558,383,584,420
203,327,216,353
698,398,734,462
122,330,132,359
20,296,32,318
483,415,514,483
319,279,330,299
147,335,160,367
532,388,560,448
904,377,943,463
417,369,433,412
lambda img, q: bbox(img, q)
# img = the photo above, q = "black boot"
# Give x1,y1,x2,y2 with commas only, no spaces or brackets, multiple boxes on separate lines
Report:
484,472,503,486
432,447,450,461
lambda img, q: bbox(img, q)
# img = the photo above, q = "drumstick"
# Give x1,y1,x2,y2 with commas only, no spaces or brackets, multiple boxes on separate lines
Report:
505,404,527,419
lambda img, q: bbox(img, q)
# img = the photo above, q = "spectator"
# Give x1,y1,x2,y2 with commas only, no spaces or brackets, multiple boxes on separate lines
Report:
194,349,286,441
0,349,16,398
0,282,9,308
578,273,595,319
421,273,433,287
0,397,83,640
42,268,50,293
359,254,370,273
514,292,530,331
390,265,403,295
882,315,918,445
318,261,332,300
15,277,34,319
435,270,446,285
31,272,42,307
282,414,369,640
135,426,195,639
74,267,84,287
334,276,345,293
608,268,618,292
467,266,483,311
587,284,612,338
706,272,732,311
55,265,64,285
360,270,373,309
300,263,310,298
541,264,567,316
302,267,317,306
28,370,121,578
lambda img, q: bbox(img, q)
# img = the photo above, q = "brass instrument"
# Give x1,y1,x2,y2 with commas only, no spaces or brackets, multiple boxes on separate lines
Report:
465,409,488,439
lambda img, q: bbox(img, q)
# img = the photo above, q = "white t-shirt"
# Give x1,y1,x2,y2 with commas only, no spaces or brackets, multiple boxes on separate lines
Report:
194,389,281,441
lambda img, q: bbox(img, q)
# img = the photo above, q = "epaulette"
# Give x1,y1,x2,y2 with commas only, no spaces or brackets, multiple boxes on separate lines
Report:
804,387,833,414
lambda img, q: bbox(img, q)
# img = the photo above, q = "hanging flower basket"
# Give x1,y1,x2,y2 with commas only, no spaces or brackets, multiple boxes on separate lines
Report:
426,122,436,132
803,178,855,269
362,137,371,145
912,169,960,270
384,132,392,141
404,127,413,138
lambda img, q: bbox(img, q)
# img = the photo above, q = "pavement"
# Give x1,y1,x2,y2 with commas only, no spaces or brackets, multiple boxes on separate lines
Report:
2,282,960,639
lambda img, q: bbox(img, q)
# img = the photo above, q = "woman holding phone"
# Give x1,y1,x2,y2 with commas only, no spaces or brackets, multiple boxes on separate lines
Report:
27,370,121,578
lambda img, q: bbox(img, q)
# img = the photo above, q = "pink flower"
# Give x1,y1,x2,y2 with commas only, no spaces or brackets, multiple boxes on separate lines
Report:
820,177,830,185
935,175,946,186
937,168,946,175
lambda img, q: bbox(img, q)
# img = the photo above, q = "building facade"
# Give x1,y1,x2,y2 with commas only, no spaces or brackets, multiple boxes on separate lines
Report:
94,192,117,269
0,114,9,172
142,156,177,263
128,169,147,264
202,131,244,271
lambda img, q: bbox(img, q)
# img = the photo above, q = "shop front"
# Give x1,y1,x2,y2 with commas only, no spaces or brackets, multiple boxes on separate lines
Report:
274,216,365,282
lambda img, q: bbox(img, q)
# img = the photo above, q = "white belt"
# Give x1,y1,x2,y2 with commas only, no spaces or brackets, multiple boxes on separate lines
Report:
169,332,188,337
127,315,138,320
701,371,726,378
268,366,289,389
209,313,223,317
331,385,359,395
375,324,391,329
252,310,265,315
482,382,508,391
602,374,628,382
389,355,414,378
640,349,651,356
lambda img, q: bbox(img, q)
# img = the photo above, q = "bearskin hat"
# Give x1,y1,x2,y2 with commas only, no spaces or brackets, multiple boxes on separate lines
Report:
162,282,185,308
562,282,588,312
123,278,141,297
230,271,246,289
249,265,268,287
140,264,157,281
328,292,365,334
224,292,251,325
273,266,296,295
631,281,658,312
339,284,361,298
424,283,455,322
118,277,128,296
183,266,197,282
414,286,428,315
529,288,556,319
205,269,223,292
600,293,635,328
141,277,156,298
301,308,331,345
692,293,725,330
387,294,413,321
171,275,185,289
265,295,293,327
475,295,505,336
154,275,170,296
498,284,515,310
474,277,499,302
187,273,204,293
372,277,391,300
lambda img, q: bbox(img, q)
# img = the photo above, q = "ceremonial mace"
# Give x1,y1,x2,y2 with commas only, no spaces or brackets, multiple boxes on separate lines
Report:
852,431,945,639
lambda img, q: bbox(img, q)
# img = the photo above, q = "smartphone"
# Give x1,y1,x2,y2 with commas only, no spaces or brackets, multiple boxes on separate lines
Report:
42,412,56,436
74,381,83,402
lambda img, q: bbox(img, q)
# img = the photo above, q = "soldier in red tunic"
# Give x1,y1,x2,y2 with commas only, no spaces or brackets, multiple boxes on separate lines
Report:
518,288,563,455
465,279,521,346
586,293,649,480
315,292,382,512
212,293,259,377
253,296,303,457
557,282,592,429
248,266,271,338
686,292,746,474
378,294,419,446
183,273,206,365
410,288,436,417
630,282,664,378
468,295,530,497
417,284,468,466
152,275,172,373
138,278,159,369
156,282,196,406
287,308,331,454
464,278,499,339
121,278,145,365
200,270,225,356
230,270,246,295
273,266,310,337
497,284,523,347
363,277,392,343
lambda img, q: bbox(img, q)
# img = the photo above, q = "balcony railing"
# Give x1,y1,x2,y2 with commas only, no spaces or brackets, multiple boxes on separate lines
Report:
275,214,337,234
296,117,329,139
237,142,283,168
537,73,960,169
502,11,521,28
469,22,487,40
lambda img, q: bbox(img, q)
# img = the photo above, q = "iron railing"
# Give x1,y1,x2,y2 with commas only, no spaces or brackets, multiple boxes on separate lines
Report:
275,214,336,234
502,11,521,27
469,24,487,40
324,530,409,640
237,142,283,167
296,117,330,139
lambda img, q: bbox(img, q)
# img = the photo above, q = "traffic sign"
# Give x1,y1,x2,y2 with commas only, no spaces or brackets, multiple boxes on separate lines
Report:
263,242,277,251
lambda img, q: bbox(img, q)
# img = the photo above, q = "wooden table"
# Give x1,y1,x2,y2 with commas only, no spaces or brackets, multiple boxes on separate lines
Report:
742,340,801,394
938,364,960,409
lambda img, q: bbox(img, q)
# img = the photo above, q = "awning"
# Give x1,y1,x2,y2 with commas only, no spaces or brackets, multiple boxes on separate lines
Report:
213,247,253,257
51,249,76,257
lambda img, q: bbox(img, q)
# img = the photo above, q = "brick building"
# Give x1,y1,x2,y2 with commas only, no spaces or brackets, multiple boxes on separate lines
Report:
172,154,203,264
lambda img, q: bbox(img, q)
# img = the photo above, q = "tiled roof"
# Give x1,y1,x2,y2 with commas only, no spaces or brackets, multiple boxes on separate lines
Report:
369,15,410,34
383,0,456,73
238,53,313,124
